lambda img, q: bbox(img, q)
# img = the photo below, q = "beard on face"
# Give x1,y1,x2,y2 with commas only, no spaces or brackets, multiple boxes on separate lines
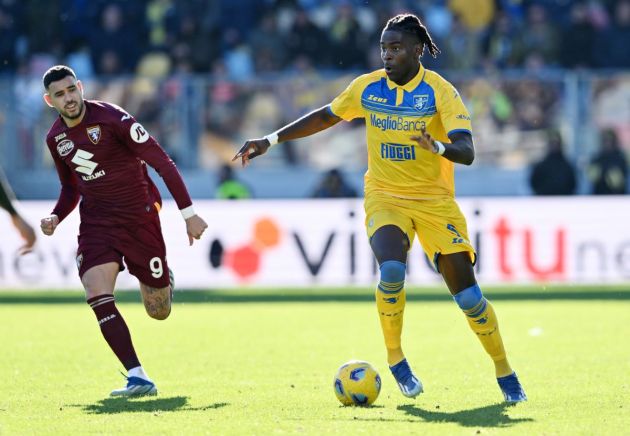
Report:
61,99,84,120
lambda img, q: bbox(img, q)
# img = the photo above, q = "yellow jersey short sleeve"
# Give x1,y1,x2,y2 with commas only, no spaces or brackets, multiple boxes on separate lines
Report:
435,81,472,137
328,65,472,199
329,72,380,121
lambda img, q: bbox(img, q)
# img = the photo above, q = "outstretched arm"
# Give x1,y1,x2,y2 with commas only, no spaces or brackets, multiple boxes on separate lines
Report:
411,130,475,166
232,106,342,167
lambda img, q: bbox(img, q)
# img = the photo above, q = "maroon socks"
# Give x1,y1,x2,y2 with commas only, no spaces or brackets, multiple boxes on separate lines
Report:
87,294,141,370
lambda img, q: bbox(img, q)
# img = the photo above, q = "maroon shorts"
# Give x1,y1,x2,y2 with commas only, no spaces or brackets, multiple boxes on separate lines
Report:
76,216,170,288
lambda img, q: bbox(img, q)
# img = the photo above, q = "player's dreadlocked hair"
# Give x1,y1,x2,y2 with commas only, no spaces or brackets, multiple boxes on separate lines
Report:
384,14,440,58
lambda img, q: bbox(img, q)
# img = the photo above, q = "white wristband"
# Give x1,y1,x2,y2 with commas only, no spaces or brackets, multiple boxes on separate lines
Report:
180,205,195,219
263,132,279,147
433,140,446,155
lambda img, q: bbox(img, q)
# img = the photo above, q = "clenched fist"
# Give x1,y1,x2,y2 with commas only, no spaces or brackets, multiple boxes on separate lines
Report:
40,214,59,236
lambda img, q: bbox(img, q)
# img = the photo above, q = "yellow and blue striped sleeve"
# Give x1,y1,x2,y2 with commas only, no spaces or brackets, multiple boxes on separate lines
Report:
437,82,472,137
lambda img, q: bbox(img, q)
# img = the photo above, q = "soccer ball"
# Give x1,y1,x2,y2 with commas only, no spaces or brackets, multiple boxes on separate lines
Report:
333,360,381,406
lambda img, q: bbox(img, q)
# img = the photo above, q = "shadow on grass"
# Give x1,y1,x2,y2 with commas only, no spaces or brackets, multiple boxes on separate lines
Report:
70,396,229,414
398,402,533,428
1,288,630,304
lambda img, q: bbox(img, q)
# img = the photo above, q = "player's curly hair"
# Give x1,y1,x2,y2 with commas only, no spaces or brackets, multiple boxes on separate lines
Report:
384,14,440,58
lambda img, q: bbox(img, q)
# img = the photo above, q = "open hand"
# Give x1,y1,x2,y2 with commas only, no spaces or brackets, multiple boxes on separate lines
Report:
410,128,435,153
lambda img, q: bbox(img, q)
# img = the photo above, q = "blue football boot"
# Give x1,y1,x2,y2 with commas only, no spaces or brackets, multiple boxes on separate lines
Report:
389,358,423,398
110,376,157,397
497,372,527,402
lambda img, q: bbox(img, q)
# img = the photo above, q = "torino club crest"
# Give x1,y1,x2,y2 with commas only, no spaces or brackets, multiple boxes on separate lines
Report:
87,125,101,144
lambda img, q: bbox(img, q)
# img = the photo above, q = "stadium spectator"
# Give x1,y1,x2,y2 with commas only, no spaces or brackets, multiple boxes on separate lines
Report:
145,0,178,50
89,4,143,74
178,22,212,72
218,0,264,35
519,4,560,67
221,28,255,81
311,168,358,198
65,41,96,81
285,8,330,69
449,0,495,31
441,14,481,71
482,12,522,68
594,0,630,68
39,65,207,397
0,0,629,186
0,164,36,254
215,164,252,199
421,0,453,39
24,1,61,55
234,13,526,403
529,130,577,195
559,2,597,68
248,12,287,73
511,79,559,130
1,0,630,76
588,128,629,195
0,1,24,73
329,3,368,70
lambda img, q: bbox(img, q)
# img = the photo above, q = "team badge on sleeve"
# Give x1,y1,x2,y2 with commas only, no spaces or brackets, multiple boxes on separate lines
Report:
130,122,150,143
87,126,101,144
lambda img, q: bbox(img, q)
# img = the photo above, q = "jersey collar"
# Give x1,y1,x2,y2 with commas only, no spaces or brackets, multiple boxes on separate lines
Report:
386,64,425,92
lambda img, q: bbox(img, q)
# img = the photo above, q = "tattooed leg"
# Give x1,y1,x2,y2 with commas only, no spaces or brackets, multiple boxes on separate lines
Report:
139,283,172,320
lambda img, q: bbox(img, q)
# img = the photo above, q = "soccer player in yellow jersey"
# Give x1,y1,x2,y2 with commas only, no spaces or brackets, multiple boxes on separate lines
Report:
234,14,526,403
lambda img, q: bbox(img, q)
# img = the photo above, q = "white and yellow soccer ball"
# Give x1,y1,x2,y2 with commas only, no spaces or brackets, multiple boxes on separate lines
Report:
333,360,381,406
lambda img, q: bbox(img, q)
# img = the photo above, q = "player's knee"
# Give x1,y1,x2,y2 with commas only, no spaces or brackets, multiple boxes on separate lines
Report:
453,284,483,310
378,260,406,294
84,288,108,302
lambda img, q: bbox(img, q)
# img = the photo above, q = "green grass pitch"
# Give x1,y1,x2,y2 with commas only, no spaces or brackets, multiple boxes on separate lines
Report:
1,286,629,435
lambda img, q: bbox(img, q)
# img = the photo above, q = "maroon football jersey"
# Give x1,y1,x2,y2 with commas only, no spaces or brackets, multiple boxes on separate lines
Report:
46,100,192,225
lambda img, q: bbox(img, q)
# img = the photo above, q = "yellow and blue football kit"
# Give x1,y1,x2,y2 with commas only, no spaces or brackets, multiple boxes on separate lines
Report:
328,65,517,388
328,64,476,267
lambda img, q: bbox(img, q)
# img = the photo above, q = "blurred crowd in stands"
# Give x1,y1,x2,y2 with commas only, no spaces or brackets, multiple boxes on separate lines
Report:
0,0,628,197
1,0,629,79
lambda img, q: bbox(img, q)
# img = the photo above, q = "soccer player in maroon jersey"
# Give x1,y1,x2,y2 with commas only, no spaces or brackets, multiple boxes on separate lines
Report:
39,65,208,397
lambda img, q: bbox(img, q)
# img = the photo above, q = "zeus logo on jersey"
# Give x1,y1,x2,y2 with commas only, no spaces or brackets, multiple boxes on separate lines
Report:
370,114,426,132
367,94,387,103
381,143,416,161
71,149,106,180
